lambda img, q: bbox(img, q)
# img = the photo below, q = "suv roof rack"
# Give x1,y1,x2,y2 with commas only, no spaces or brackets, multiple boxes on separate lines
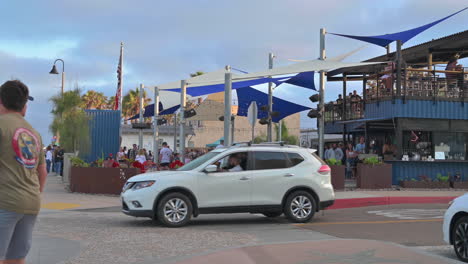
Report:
231,141,252,146
258,141,286,146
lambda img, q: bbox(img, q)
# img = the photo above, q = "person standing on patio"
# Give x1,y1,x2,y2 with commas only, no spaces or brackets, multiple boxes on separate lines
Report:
215,139,225,149
127,144,138,161
333,143,344,162
159,142,173,170
45,146,53,174
354,137,366,154
0,80,47,264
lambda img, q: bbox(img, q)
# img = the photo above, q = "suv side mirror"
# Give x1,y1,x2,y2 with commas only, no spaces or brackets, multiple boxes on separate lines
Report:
204,165,218,173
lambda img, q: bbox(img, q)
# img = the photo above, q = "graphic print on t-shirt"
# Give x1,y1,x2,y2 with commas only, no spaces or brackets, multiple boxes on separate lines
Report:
12,127,40,169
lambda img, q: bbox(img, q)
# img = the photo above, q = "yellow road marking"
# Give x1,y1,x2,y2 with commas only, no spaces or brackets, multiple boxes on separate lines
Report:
41,202,81,210
295,219,443,226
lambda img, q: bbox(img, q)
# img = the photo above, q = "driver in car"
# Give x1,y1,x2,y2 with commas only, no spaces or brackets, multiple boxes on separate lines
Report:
228,156,243,172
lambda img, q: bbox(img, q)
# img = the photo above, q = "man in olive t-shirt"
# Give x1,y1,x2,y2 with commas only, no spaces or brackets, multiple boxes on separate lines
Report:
0,80,47,264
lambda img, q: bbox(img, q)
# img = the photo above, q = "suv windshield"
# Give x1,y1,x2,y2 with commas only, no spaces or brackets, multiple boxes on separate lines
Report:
177,152,220,171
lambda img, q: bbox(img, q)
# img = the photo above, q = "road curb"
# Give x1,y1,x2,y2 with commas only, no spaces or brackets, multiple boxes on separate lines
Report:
329,196,456,210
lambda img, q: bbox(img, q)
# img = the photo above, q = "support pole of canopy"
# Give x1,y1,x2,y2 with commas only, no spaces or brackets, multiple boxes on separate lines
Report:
173,115,177,152
386,45,390,56
179,80,187,160
343,73,347,143
138,84,144,149
224,66,232,146
428,53,433,71
318,28,326,158
396,40,402,97
153,87,160,163
279,121,282,142
231,116,235,144
267,53,274,142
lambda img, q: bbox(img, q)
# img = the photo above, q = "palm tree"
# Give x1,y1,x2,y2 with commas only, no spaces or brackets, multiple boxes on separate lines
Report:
49,89,90,152
122,87,151,123
106,96,116,110
81,90,108,109
190,71,205,78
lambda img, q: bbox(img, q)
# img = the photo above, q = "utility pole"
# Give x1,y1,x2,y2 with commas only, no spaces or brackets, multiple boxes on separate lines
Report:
179,80,187,160
318,28,326,158
224,66,232,146
153,87,159,163
138,84,144,149
267,53,274,142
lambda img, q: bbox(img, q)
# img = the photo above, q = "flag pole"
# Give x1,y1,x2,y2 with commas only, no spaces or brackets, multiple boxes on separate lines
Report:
118,42,124,146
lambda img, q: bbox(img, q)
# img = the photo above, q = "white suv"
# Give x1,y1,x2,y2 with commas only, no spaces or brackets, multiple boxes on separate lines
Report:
121,143,335,227
443,193,468,262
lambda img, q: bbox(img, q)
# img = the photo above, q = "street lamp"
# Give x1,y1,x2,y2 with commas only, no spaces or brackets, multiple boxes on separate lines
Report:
49,59,65,95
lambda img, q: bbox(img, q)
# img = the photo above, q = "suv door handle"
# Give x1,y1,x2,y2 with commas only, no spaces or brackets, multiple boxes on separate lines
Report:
239,176,250,181
284,173,295,177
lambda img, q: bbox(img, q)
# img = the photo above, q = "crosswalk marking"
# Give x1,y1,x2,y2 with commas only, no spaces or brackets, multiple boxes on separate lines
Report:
367,209,446,220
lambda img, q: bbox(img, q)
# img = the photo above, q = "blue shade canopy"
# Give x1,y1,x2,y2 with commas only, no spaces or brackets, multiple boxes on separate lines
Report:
281,71,315,90
128,103,180,120
165,76,291,96
236,87,311,122
330,7,467,47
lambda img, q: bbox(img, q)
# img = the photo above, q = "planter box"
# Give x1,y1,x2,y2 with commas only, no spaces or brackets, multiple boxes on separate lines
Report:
453,181,468,189
356,163,392,189
329,165,345,190
399,181,450,188
70,167,139,195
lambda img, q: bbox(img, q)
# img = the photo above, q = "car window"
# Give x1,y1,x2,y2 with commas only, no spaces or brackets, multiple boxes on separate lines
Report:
286,152,305,167
210,152,249,172
253,151,288,170
177,152,219,171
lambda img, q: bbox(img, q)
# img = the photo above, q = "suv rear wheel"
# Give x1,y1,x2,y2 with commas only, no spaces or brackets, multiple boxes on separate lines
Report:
452,216,468,262
157,192,193,227
284,191,316,223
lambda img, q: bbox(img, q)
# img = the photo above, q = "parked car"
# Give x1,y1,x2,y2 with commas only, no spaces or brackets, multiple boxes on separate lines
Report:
121,143,335,227
443,193,468,263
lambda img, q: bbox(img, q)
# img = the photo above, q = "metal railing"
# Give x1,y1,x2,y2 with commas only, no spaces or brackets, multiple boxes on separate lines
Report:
324,66,467,123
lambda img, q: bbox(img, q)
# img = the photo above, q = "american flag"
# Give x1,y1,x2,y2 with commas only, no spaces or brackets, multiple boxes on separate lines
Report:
114,42,123,110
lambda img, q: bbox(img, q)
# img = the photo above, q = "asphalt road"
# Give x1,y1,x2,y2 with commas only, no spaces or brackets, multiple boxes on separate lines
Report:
28,203,462,264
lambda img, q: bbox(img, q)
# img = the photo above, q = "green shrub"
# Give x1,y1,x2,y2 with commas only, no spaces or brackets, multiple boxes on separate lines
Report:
363,156,381,165
70,156,89,167
326,158,342,166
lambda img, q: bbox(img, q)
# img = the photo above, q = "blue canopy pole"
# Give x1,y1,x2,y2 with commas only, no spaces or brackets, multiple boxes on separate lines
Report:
224,66,232,146
267,53,274,142
179,80,187,161
153,86,160,163
318,28,326,158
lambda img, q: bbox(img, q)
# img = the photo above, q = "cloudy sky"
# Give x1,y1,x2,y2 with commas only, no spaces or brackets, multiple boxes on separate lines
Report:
1,0,466,143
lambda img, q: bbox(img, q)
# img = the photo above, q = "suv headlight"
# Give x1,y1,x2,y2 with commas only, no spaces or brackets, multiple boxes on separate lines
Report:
132,181,155,190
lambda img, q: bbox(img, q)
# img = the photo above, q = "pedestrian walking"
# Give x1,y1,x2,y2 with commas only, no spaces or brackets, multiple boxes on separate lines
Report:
45,146,53,174
54,146,64,176
127,144,138,161
0,80,47,263
159,142,173,170
333,143,344,162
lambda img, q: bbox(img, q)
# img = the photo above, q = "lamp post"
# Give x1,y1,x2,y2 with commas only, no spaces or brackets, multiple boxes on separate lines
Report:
49,59,65,95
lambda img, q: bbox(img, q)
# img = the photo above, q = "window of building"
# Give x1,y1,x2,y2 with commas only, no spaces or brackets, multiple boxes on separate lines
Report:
433,132,467,160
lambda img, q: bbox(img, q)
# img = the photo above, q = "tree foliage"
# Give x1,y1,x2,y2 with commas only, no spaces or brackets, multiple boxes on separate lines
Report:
49,89,90,153
275,121,299,145
122,87,151,123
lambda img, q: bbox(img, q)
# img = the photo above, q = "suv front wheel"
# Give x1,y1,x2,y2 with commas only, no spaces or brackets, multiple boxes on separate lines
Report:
157,192,193,227
284,191,316,223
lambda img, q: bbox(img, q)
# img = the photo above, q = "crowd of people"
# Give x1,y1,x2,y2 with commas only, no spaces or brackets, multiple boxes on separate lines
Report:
324,136,396,179
44,145,65,176
117,142,208,172
325,90,363,121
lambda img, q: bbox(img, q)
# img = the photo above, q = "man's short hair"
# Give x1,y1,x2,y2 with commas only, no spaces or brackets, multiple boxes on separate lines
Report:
162,142,168,146
0,80,30,112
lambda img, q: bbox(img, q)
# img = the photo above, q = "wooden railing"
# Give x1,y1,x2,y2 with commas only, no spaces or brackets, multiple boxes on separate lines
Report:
324,66,467,123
